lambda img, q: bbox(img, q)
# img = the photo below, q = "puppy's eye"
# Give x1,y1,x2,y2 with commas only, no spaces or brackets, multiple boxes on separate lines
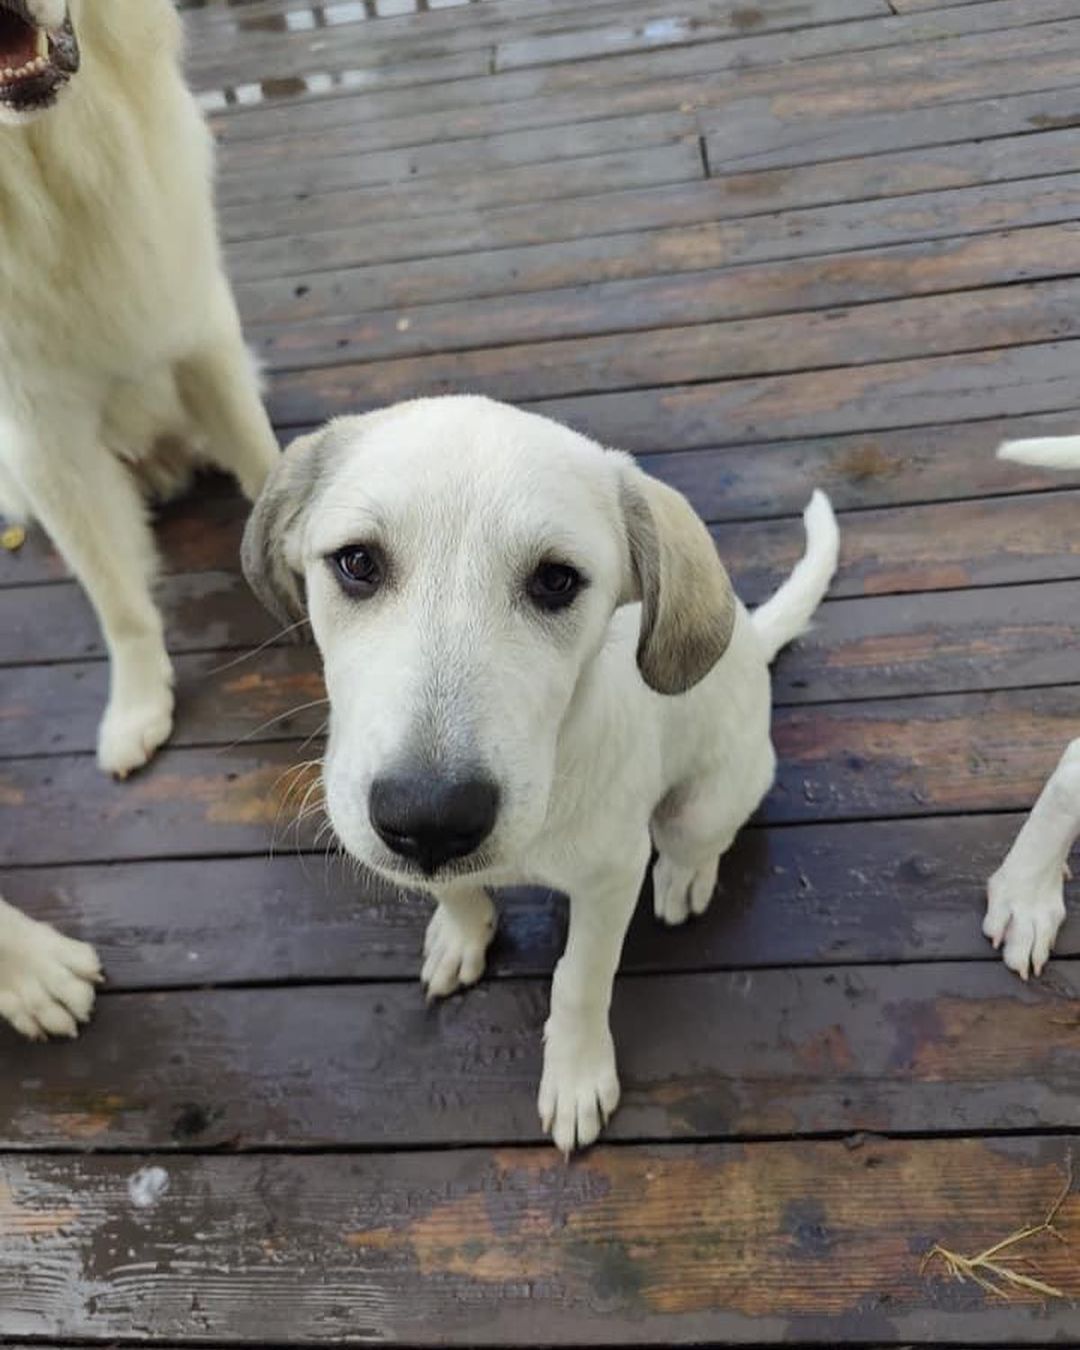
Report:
527,561,584,611
331,544,383,596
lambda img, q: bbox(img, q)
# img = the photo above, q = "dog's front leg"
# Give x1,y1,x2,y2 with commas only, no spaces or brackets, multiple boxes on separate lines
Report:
421,885,497,1000
539,841,650,1155
985,737,1080,978
0,895,101,1039
4,411,174,776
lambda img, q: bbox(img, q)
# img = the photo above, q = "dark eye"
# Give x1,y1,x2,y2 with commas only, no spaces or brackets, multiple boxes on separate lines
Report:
526,560,585,611
331,544,383,596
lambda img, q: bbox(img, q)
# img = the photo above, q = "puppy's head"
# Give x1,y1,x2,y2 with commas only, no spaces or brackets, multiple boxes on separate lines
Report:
0,0,79,126
243,397,735,885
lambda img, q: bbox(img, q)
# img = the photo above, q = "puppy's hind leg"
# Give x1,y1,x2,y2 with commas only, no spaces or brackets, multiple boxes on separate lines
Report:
4,408,174,777
985,737,1080,979
651,744,776,927
176,286,280,501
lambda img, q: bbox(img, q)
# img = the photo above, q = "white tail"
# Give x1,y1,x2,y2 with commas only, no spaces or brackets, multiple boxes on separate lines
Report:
997,436,1080,470
752,490,840,663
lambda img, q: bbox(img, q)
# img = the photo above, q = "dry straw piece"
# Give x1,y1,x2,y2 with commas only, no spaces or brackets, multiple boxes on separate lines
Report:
922,1160,1074,1301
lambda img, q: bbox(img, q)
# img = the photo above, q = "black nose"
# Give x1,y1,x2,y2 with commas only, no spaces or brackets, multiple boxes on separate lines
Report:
369,772,499,875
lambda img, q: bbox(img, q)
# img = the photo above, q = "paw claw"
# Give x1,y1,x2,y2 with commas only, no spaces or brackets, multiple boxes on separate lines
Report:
420,895,496,1001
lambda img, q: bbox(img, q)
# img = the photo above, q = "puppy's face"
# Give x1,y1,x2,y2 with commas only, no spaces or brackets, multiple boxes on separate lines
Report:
0,0,79,126
244,397,735,887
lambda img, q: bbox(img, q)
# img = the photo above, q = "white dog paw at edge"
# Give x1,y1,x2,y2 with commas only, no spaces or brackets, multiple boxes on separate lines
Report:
421,894,496,1000
96,683,175,779
984,863,1069,980
538,1020,620,1156
0,911,102,1040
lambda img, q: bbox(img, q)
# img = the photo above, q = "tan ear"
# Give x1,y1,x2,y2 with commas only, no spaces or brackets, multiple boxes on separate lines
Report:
241,428,329,629
618,464,737,695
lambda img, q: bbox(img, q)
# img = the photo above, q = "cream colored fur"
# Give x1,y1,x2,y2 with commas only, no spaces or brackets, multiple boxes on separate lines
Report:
243,397,840,1152
0,0,279,1039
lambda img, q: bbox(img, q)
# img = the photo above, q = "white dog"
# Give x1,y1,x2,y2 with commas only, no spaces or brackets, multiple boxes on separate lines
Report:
983,433,1080,980
242,396,840,1152
0,0,279,1038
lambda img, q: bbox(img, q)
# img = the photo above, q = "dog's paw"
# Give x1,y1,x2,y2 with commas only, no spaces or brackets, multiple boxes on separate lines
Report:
984,864,1068,980
0,913,102,1040
97,684,174,779
538,1020,620,1156
421,893,496,1000
652,853,719,926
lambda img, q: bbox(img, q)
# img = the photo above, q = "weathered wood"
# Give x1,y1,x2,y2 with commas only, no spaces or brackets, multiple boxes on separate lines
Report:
2,960,1077,1147
0,809,1057,987
4,487,1080,666
3,684,1080,865
7,577,1080,757
535,343,1080,455
492,0,889,72
2,1141,1078,1342
217,111,697,207
705,82,1080,175
265,277,1080,423
233,175,1080,325
769,684,1080,824
227,127,1080,280
204,0,1080,142
220,141,704,243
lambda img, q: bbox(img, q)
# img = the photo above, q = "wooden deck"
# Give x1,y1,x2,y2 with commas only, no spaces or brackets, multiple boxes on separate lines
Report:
4,0,1080,1341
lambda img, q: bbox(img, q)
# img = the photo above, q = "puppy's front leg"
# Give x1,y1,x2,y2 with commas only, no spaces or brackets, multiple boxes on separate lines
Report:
0,896,101,1040
985,737,1080,978
421,885,497,1000
540,842,650,1155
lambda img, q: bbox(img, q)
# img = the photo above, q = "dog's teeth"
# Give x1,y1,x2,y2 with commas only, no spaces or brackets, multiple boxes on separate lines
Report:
35,26,47,60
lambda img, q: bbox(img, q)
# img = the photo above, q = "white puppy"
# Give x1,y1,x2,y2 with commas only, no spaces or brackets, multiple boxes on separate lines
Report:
983,434,1080,979
0,0,279,1037
243,396,840,1152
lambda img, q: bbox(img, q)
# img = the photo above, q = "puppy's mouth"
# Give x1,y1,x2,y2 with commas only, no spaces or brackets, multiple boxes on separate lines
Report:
0,1,78,115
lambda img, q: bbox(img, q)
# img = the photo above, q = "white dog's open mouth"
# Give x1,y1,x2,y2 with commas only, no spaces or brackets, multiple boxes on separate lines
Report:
0,0,78,113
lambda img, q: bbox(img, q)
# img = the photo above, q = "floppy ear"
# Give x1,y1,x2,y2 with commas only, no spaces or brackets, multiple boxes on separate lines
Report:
618,463,737,695
241,429,327,629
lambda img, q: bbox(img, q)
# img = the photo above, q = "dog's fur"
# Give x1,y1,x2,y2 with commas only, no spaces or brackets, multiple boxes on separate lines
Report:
983,434,1080,979
242,396,840,1152
0,0,279,1038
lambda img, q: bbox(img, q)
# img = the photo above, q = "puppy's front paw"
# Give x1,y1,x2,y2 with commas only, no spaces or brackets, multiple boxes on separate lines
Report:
0,914,102,1040
652,853,719,926
421,893,496,1000
984,864,1068,980
538,1020,620,1156
97,683,174,778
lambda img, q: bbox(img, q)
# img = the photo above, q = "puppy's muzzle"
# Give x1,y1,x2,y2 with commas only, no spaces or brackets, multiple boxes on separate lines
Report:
369,771,499,876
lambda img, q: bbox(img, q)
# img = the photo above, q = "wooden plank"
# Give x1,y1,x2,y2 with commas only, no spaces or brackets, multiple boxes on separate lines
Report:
534,342,1080,455
227,126,1080,280
248,221,1080,371
3,684,1080,864
220,141,704,243
768,684,1080,825
265,277,1080,423
7,408,1080,590
205,0,1080,141
2,961,1078,1148
0,809,1057,987
1,1140,1078,1342
6,576,1079,757
0,572,278,665
704,82,1080,175
774,579,1080,703
4,487,1080,665
492,0,890,72
233,174,1080,324
217,111,697,206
